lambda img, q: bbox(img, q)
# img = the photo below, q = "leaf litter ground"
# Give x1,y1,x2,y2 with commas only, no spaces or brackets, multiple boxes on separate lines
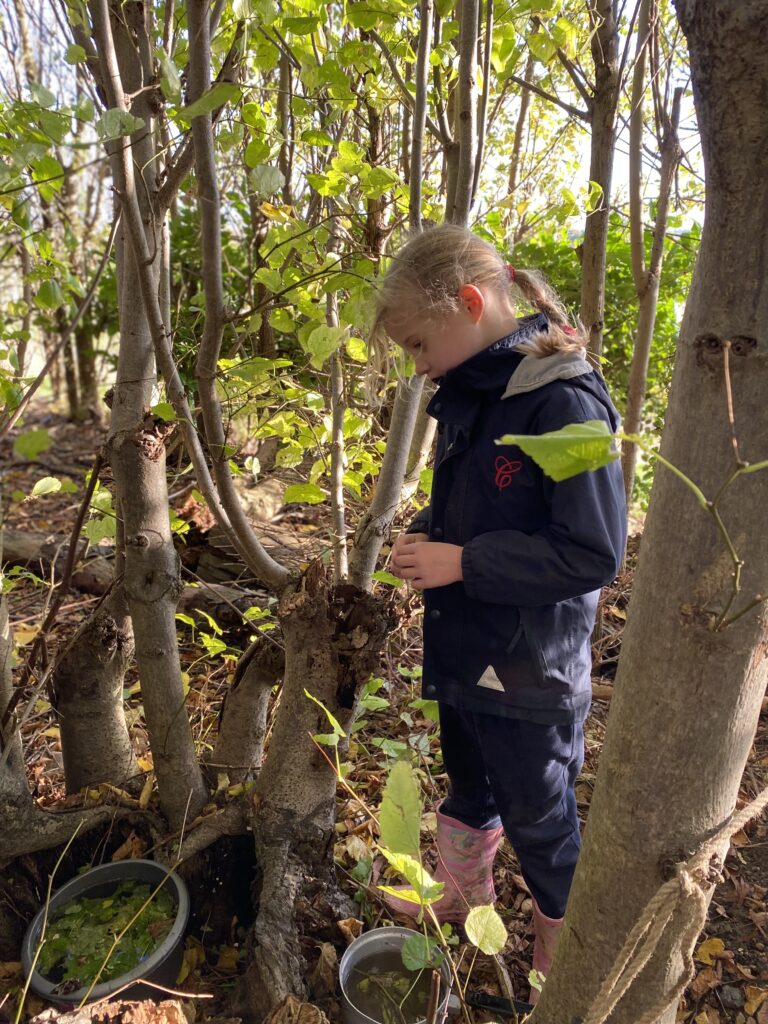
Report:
1,402,766,1024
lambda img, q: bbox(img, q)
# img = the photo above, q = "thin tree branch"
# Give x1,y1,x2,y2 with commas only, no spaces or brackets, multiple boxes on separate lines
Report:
449,0,480,225
506,72,590,122
90,0,288,593
471,0,493,203
186,0,291,593
410,0,434,230
370,29,442,142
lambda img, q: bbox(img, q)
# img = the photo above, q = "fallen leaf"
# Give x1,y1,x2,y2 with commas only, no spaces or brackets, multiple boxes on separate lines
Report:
758,999,768,1024
337,917,363,945
0,961,22,979
264,994,329,1023
309,942,337,998
215,945,240,972
695,937,726,965
111,830,148,861
15,626,40,646
139,772,155,810
745,987,768,1016
690,966,721,999
731,829,750,846
176,939,206,985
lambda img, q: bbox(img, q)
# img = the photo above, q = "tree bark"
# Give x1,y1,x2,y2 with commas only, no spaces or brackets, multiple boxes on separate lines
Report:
621,0,683,501
90,0,208,828
53,590,138,792
580,0,619,359
210,638,284,784
235,571,394,1019
534,4,768,1021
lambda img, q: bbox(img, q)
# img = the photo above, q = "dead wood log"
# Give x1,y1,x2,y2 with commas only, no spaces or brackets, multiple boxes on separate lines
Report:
31,999,195,1024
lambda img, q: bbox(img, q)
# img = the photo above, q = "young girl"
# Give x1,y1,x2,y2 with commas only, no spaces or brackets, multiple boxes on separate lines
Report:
376,224,626,1004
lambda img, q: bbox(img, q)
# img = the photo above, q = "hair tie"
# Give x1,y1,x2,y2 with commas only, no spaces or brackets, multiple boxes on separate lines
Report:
506,264,517,283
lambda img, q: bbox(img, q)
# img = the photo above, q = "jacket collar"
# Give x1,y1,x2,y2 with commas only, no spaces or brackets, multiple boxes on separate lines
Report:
427,314,549,423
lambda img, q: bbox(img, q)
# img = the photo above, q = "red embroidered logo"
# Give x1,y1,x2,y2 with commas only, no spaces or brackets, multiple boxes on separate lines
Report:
494,456,522,491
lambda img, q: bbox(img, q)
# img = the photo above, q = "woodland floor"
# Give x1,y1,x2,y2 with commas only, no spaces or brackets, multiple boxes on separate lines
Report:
1,404,766,1024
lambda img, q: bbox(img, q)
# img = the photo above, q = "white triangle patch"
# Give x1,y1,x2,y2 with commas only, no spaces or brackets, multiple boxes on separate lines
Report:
476,665,505,692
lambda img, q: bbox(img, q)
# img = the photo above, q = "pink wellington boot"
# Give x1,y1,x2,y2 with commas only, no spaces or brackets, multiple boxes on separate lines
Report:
384,804,503,924
528,900,564,1005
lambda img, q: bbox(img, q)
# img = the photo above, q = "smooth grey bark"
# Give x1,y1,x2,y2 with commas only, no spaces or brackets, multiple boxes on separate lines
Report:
580,0,620,359
0,585,29,809
90,0,207,828
54,591,138,792
209,639,284,784
447,0,479,224
533,4,768,1021
622,77,683,500
349,377,426,587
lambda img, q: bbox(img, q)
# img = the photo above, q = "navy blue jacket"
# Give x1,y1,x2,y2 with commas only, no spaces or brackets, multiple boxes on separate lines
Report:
409,315,627,724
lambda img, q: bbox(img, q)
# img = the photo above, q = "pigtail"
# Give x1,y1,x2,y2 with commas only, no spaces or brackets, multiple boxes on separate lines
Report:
508,266,588,358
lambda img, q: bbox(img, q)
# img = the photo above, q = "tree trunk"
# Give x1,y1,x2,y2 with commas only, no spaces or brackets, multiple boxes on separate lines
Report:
53,590,138,792
580,0,619,360
534,4,768,1021
0,587,30,809
92,0,207,828
235,572,394,1019
210,638,284,784
74,323,103,423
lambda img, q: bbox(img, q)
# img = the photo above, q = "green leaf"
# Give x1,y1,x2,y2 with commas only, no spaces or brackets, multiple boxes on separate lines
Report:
304,689,346,745
245,137,271,166
401,934,445,971
82,516,116,543
379,760,422,857
151,401,177,422
65,44,87,63
250,164,284,196
465,905,508,955
378,849,443,903
29,82,56,108
528,30,557,63
305,324,346,369
96,108,145,141
34,280,64,310
283,483,326,505
156,49,182,104
372,570,402,587
13,428,51,460
30,476,62,497
346,336,367,362
301,128,334,147
182,82,241,120
496,420,619,482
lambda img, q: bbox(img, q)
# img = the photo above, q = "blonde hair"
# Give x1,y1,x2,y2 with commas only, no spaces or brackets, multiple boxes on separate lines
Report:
371,224,586,367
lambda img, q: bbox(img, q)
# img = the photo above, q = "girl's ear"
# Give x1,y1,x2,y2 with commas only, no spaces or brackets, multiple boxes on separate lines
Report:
458,284,484,323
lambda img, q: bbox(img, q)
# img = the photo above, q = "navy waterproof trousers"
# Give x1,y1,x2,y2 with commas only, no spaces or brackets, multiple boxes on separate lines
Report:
438,702,584,919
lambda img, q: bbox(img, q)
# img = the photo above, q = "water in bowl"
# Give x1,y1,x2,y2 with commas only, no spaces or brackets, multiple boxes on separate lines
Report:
348,948,436,1024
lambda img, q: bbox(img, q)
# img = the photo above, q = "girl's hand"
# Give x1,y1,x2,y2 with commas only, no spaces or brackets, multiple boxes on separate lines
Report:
389,532,429,578
393,538,464,590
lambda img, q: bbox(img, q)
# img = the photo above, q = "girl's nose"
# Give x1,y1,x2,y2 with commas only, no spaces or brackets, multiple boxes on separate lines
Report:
414,355,428,375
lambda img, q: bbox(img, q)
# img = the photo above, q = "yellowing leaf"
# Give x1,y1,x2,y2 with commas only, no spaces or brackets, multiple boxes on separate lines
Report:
465,904,508,955
15,626,40,646
137,755,153,772
215,945,240,971
745,987,768,1016
695,937,726,965
42,726,60,739
139,771,155,809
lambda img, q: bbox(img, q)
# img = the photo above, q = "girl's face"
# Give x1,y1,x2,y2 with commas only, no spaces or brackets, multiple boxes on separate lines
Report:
387,284,517,380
